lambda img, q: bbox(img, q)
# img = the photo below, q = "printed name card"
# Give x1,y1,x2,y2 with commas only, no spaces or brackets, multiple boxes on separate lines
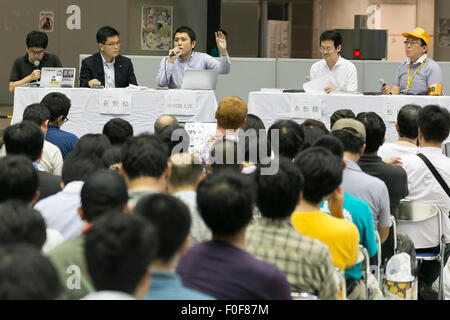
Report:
290,95,322,120
184,122,217,154
383,97,414,122
164,91,197,116
99,93,132,115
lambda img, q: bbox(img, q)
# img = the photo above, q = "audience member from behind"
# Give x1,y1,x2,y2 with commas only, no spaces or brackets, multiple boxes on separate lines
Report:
313,136,379,299
176,170,292,300
102,118,133,145
3,121,61,200
41,92,78,158
268,119,304,160
331,119,391,245
119,134,171,208
291,147,359,274
134,193,214,300
330,109,355,129
208,137,243,174
301,125,327,150
246,157,338,300
0,243,62,300
378,104,421,160
154,115,179,135
0,103,63,175
398,105,450,299
101,145,123,171
168,153,211,245
158,123,190,156
201,96,247,162
0,157,64,252
83,213,158,300
34,154,104,240
242,114,271,166
69,133,112,159
47,169,130,300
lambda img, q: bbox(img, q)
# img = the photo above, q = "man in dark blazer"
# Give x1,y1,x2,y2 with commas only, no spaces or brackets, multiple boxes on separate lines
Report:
80,26,137,88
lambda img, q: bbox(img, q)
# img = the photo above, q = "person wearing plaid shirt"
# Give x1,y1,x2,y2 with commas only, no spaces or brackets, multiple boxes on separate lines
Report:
246,157,338,300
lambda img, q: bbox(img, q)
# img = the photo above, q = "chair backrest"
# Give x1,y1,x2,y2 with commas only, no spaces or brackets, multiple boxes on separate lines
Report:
444,142,450,157
396,200,440,222
291,292,319,300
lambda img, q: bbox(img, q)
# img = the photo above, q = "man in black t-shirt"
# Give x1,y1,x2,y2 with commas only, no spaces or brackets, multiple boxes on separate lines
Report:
9,31,62,94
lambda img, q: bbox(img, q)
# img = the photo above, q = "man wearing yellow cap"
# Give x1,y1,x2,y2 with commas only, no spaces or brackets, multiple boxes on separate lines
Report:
381,27,443,96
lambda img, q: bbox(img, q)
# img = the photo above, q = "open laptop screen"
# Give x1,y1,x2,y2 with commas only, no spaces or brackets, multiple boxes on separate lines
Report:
40,67,76,88
181,69,218,90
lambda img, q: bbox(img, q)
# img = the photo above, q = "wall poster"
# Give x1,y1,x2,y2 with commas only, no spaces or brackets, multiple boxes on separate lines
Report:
141,5,172,50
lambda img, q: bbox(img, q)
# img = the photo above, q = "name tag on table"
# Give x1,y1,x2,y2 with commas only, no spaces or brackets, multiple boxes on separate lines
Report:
164,91,197,116
99,93,132,115
382,97,414,122
290,95,322,120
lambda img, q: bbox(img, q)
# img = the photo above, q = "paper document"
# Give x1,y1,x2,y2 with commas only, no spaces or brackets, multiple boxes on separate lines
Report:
302,75,331,94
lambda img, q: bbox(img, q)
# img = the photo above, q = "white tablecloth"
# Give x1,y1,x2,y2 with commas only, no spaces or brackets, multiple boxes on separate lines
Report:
248,92,450,143
12,87,218,137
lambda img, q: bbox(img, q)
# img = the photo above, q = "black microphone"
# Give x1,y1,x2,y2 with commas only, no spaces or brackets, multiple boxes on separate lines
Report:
378,78,386,87
34,60,40,69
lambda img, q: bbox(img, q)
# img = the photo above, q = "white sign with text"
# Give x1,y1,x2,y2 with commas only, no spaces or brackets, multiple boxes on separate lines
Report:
99,93,132,115
164,91,197,116
290,94,322,120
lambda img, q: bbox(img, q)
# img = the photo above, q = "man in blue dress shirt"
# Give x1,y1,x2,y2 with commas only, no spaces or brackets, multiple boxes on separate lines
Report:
156,26,231,89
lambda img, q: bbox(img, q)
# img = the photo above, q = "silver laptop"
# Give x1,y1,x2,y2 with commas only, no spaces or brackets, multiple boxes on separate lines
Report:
182,69,219,90
40,67,76,88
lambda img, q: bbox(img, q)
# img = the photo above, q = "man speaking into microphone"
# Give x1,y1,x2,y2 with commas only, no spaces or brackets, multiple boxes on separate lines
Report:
156,26,231,89
381,27,443,96
9,31,62,94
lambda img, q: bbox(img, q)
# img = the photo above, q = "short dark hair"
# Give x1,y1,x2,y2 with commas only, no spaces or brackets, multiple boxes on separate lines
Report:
397,104,421,139
330,109,355,129
169,153,203,188
243,114,266,132
96,26,119,44
257,157,304,219
294,147,343,205
80,169,129,223
0,156,38,203
70,134,112,159
0,243,62,299
61,154,104,185
158,123,190,156
313,135,344,159
300,119,330,134
4,121,43,162
356,112,386,153
331,128,365,154
134,193,191,264
209,138,242,173
84,212,158,294
154,115,179,135
268,119,304,159
300,126,327,150
173,26,196,42
40,92,71,122
103,118,134,145
418,105,450,143
122,134,169,180
0,200,46,249
26,31,48,49
101,145,123,170
22,103,50,127
197,170,254,236
320,30,342,48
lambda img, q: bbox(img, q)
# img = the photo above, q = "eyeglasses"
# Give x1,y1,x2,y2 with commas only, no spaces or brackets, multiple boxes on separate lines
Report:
319,46,335,52
104,41,121,47
29,49,45,55
63,117,69,123
404,40,422,46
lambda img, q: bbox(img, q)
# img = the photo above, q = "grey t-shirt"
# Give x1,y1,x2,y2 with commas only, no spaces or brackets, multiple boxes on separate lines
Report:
393,54,443,95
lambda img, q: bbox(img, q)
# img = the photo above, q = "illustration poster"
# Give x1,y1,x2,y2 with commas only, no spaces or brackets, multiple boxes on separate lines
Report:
141,6,172,50
438,19,450,47
40,11,54,32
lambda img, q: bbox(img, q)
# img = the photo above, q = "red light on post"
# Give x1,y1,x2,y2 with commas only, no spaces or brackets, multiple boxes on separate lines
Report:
353,49,361,57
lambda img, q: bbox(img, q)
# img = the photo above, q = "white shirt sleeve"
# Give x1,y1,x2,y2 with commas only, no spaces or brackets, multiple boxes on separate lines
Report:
346,63,358,92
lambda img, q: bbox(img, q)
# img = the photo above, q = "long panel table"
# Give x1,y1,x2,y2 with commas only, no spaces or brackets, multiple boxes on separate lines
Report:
12,87,218,137
248,92,450,143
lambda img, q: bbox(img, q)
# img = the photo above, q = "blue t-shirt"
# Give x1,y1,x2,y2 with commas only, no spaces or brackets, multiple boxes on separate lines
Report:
320,192,378,280
45,125,78,158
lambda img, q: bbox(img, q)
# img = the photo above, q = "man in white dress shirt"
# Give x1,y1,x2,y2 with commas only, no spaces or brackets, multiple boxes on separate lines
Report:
309,30,358,93
398,105,450,299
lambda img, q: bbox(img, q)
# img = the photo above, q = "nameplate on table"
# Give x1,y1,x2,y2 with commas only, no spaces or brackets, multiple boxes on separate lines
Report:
164,91,197,116
99,93,132,115
290,95,322,120
382,97,412,122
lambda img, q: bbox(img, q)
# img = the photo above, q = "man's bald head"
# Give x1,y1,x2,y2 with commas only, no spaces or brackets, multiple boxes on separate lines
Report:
154,115,179,135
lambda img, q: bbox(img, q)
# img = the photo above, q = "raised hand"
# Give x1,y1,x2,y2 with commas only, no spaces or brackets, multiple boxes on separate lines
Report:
215,31,228,55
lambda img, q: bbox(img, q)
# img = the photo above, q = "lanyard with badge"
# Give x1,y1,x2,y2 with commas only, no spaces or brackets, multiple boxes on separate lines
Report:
406,55,427,92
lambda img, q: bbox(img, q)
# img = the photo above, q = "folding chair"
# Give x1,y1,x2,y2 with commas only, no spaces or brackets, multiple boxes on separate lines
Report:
334,267,346,300
394,200,446,300
357,244,371,299
291,292,319,300
370,231,382,284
